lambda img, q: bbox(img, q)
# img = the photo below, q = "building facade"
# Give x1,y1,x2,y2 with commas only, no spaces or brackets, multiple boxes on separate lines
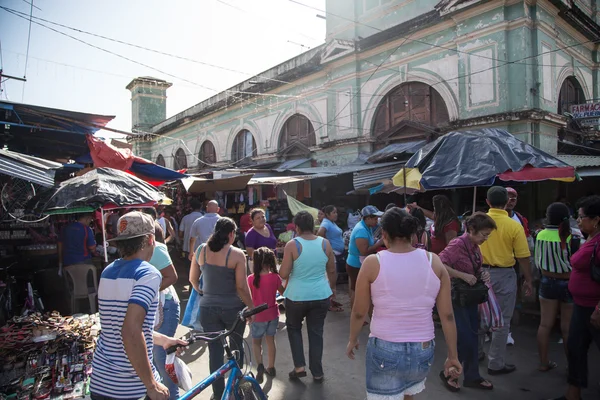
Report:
129,0,600,172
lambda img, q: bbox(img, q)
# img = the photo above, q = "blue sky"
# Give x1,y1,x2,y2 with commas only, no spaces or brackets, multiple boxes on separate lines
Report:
0,0,326,138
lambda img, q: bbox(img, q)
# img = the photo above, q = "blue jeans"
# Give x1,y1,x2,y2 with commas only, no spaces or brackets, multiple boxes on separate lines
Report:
285,298,329,377
153,298,181,400
366,337,434,397
199,305,245,399
454,304,481,382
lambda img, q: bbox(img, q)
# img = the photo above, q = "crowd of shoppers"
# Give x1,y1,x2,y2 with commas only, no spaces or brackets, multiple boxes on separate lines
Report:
88,190,600,400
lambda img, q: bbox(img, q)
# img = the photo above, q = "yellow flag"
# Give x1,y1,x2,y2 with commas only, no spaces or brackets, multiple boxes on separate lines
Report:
284,191,319,219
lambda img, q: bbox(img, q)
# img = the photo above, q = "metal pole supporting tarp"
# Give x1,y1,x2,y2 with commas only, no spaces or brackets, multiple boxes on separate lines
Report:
101,208,108,263
472,187,477,214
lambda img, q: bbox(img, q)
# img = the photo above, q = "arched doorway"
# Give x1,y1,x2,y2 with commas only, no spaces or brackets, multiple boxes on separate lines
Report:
278,114,316,157
173,148,187,170
558,77,585,114
155,154,165,167
231,130,256,162
372,82,449,144
198,140,216,168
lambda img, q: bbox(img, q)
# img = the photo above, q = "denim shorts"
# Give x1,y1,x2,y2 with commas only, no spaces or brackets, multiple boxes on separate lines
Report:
366,337,435,399
251,318,278,339
539,275,573,303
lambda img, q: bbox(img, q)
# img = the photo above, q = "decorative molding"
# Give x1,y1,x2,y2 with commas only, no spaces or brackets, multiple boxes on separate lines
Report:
321,39,357,64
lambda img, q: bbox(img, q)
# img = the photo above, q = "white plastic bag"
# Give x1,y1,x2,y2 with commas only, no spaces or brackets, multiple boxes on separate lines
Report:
165,353,193,391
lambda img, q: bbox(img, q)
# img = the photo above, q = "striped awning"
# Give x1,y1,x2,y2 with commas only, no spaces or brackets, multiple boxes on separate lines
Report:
0,149,62,187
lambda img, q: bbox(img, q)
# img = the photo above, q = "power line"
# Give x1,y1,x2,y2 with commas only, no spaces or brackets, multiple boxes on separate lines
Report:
0,5,322,94
214,0,320,42
21,0,33,101
1,7,298,103
20,0,41,11
288,0,597,68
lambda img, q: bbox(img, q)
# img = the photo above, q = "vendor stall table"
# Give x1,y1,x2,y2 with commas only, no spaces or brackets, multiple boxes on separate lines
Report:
0,311,99,400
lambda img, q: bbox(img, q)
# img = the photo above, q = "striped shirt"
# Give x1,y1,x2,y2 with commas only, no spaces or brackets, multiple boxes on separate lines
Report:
534,228,572,274
90,258,162,399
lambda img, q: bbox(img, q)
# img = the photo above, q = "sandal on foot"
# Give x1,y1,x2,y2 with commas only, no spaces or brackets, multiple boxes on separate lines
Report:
539,361,558,372
439,371,460,392
328,305,344,312
464,378,493,390
266,367,276,377
289,370,307,380
331,300,343,308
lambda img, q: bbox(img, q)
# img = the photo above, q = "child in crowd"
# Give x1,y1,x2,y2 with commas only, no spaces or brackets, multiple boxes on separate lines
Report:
247,247,285,383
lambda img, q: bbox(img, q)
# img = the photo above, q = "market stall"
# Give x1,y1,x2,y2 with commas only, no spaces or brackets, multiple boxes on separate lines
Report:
0,311,100,399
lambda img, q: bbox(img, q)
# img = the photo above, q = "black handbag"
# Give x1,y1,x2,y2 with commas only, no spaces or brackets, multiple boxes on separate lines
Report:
451,237,489,307
591,242,600,284
452,279,489,306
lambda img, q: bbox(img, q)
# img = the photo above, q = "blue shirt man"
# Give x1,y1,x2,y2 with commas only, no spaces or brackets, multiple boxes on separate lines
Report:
59,213,96,267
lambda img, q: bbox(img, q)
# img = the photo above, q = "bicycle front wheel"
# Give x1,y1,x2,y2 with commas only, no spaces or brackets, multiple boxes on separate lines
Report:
236,378,266,400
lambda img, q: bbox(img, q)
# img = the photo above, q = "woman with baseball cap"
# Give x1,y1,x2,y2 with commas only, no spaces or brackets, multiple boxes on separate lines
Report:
346,206,384,311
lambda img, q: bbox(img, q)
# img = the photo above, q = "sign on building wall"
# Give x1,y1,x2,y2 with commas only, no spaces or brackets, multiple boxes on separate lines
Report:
570,103,600,119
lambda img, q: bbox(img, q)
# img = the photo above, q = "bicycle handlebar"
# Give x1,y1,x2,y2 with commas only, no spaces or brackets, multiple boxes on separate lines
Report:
165,303,268,355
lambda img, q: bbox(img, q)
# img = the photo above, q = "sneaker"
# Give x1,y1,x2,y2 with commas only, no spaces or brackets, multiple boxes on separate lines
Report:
256,364,265,384
507,332,515,346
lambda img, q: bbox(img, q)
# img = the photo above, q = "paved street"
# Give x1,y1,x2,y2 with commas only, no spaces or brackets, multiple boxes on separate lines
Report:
172,261,600,400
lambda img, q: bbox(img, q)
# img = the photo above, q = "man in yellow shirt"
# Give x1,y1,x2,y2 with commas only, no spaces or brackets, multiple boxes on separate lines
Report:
479,186,533,375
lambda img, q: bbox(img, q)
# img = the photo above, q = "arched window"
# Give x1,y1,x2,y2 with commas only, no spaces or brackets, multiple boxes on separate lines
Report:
173,148,187,170
156,154,165,167
372,82,449,137
279,114,316,150
231,130,256,162
558,77,585,114
199,140,216,167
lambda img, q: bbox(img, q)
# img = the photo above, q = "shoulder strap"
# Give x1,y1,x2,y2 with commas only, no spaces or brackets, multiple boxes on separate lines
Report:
83,225,89,257
196,243,206,264
293,238,302,256
225,246,233,266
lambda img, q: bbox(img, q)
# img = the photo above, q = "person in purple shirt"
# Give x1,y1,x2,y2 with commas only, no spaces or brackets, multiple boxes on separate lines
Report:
245,209,277,261
438,212,496,392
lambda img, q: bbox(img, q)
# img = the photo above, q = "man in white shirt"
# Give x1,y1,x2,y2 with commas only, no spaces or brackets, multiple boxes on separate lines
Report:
189,200,220,260
178,199,204,259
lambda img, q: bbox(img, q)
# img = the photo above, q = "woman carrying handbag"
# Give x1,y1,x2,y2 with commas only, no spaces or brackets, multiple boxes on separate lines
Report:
439,212,497,392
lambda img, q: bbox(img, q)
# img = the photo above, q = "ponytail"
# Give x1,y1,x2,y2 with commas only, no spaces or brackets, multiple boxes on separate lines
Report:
252,247,277,289
207,217,236,252
558,218,571,248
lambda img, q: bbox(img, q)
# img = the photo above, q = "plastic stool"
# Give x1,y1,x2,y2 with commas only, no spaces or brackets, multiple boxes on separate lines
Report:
64,264,98,314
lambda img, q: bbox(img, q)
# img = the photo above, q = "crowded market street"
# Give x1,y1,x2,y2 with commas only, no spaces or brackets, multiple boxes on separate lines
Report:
171,259,600,400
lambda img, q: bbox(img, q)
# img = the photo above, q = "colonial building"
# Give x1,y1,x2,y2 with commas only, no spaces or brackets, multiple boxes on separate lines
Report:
128,0,600,177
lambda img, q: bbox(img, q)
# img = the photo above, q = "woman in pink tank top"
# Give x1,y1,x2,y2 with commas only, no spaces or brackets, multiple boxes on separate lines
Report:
346,207,461,399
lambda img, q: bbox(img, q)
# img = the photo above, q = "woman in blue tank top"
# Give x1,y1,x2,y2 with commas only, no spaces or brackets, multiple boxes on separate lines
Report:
280,211,336,383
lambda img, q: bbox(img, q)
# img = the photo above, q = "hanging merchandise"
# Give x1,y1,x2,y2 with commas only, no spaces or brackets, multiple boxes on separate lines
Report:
248,187,254,206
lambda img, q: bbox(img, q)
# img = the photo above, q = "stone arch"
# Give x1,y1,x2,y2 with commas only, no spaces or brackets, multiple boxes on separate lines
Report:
198,140,217,167
362,71,459,137
230,129,257,163
270,103,323,153
557,71,587,114
557,67,590,112
193,131,223,163
226,121,261,157
155,154,165,167
278,114,317,149
173,148,188,170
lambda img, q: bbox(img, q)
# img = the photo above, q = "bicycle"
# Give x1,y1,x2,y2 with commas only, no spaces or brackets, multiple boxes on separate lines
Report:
167,303,269,400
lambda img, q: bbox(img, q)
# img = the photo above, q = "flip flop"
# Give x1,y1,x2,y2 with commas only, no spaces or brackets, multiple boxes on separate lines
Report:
439,371,460,392
538,361,558,372
328,305,344,312
331,300,343,308
464,378,494,390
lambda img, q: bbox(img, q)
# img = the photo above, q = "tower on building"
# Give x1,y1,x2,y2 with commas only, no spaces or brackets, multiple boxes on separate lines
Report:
126,77,172,132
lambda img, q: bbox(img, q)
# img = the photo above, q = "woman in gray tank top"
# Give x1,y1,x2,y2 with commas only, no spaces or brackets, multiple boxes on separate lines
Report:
189,217,254,399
